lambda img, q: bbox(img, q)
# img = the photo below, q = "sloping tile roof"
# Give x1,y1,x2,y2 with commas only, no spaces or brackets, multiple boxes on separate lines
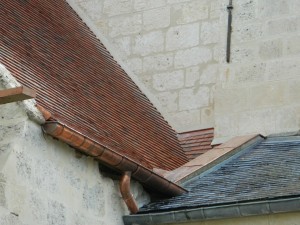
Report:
0,0,188,170
139,136,300,212
178,128,214,160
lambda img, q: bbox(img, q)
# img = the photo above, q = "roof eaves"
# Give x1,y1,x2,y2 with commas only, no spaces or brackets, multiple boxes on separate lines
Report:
123,196,300,225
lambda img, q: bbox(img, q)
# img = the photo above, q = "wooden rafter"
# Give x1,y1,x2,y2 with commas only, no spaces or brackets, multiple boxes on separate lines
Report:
0,86,36,105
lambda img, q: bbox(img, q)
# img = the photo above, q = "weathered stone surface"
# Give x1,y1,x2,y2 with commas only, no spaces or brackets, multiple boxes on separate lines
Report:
258,0,289,18
266,17,300,36
143,7,170,31
231,45,257,63
185,66,200,87
134,0,166,11
179,87,210,110
200,20,219,44
169,109,201,132
166,23,199,51
286,35,300,55
132,31,164,56
174,47,212,68
234,63,266,83
77,1,103,21
200,64,219,85
235,23,263,43
112,36,131,57
103,0,132,17
259,39,283,59
143,53,173,73
172,1,209,24
126,57,142,74
157,91,178,112
153,70,184,91
266,58,300,81
108,14,142,37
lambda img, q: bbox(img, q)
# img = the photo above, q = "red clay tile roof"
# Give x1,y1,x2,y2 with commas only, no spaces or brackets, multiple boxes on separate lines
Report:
178,128,214,160
0,0,188,170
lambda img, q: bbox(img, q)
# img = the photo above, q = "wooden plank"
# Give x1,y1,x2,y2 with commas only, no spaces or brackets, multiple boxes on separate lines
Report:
0,86,36,104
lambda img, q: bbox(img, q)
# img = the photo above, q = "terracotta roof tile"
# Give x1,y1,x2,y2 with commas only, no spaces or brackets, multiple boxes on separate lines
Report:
0,0,188,170
178,128,214,160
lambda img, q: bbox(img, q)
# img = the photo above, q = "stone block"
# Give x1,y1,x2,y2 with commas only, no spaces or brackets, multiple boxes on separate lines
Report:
157,91,178,112
258,0,289,18
143,7,170,31
169,110,201,132
103,0,132,17
200,20,219,44
234,63,266,83
238,109,276,137
112,36,131,57
200,64,219,85
77,1,103,21
185,66,200,87
179,87,210,111
172,1,209,24
108,14,142,37
259,39,283,60
214,87,249,113
201,107,214,125
233,0,256,24
288,80,300,102
286,35,300,55
143,53,173,73
266,58,300,81
126,57,142,75
210,0,220,19
166,23,199,51
134,0,166,11
214,113,239,139
231,45,257,63
275,106,300,133
132,31,164,56
248,82,288,109
174,47,212,68
234,23,263,43
47,200,66,225
153,70,184,91
266,18,299,36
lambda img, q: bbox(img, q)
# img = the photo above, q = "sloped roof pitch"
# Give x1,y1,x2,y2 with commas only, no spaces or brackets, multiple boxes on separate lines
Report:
139,136,300,212
0,0,188,170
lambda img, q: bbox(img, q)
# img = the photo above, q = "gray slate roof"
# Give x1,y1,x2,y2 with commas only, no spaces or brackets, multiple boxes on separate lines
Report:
139,136,300,213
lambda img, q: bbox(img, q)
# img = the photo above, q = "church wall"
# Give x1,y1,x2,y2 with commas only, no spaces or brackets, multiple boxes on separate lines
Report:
69,0,300,143
69,0,220,132
0,65,150,225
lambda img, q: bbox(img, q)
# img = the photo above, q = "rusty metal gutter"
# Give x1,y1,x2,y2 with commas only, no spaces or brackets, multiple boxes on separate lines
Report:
120,171,139,214
41,120,187,197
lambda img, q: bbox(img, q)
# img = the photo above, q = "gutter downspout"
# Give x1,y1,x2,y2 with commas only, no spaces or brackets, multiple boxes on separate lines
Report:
120,171,139,214
37,105,187,204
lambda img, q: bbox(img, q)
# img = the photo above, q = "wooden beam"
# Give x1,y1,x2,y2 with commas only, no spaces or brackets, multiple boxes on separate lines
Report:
0,86,36,105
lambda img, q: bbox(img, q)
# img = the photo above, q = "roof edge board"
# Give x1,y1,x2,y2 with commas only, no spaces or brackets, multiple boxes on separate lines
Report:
165,134,264,184
123,196,300,225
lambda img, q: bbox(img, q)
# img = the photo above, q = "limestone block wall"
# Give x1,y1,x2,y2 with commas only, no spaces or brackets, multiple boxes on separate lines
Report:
0,67,149,225
68,0,221,132
214,0,300,143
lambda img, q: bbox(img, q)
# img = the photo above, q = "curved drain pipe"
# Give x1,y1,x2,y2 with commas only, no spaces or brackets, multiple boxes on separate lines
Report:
120,171,139,214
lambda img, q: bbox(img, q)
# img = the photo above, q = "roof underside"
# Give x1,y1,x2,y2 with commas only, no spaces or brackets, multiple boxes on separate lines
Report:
140,136,300,213
0,0,188,170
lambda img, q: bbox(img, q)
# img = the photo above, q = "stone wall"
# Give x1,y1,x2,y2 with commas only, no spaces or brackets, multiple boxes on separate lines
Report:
214,0,300,143
68,0,221,132
68,0,300,143
0,66,149,225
